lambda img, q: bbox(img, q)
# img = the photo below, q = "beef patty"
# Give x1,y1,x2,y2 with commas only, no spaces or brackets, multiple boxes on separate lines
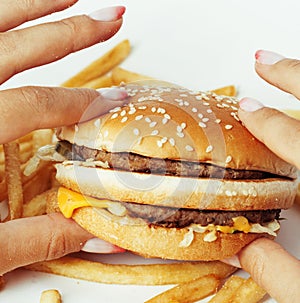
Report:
124,202,280,228
56,141,279,180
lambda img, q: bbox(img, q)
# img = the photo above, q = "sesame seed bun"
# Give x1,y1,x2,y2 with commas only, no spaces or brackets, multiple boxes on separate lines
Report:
71,206,273,261
57,84,297,178
55,84,297,261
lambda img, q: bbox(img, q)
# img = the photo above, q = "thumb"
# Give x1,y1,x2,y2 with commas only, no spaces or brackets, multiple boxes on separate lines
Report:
239,238,300,303
255,50,300,100
238,97,300,170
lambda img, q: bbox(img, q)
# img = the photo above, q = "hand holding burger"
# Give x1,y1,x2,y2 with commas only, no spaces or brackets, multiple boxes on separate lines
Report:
225,50,300,303
0,0,126,276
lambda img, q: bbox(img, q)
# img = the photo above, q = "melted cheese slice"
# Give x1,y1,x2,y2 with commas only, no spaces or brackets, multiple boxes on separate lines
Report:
58,187,117,218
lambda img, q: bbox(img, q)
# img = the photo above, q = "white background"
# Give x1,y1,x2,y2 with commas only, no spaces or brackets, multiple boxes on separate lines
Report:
1,1,300,302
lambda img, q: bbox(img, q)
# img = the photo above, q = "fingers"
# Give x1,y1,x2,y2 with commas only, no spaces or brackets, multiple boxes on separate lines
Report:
0,6,125,83
238,98,300,169
255,50,300,100
0,86,128,144
0,0,78,32
0,213,91,275
239,238,300,303
81,238,125,254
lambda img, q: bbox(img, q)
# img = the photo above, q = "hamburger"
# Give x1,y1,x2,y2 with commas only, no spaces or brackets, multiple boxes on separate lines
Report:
54,84,297,261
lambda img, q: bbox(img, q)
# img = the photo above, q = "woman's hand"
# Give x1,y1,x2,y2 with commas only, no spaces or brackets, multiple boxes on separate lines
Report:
0,0,127,275
230,50,300,303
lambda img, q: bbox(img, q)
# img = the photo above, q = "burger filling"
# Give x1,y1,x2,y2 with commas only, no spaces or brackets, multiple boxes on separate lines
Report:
55,141,284,245
56,141,282,180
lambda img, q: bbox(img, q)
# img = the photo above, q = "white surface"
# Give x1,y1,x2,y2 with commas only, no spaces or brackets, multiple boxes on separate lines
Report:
1,0,300,302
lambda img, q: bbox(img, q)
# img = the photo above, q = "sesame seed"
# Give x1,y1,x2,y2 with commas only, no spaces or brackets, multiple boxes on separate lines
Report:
120,110,126,117
217,104,224,108
128,108,136,115
92,119,100,128
151,130,159,136
138,106,147,110
177,132,184,138
199,122,207,128
203,102,210,106
195,95,202,101
222,103,230,108
192,107,198,113
121,117,128,123
133,128,140,136
161,137,168,143
145,117,152,123
162,118,169,124
157,107,166,114
157,140,163,148
207,109,213,114
231,105,238,111
198,113,204,119
111,113,118,119
225,124,233,130
225,155,232,163
169,138,175,146
149,121,157,128
177,125,183,133
180,94,188,97
135,115,143,121
184,101,190,106
164,114,171,120
181,122,186,129
185,145,194,152
206,145,213,153
202,117,209,123
215,119,221,124
109,107,121,113
151,107,156,113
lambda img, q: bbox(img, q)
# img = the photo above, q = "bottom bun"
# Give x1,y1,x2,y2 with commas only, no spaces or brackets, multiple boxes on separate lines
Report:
72,206,273,261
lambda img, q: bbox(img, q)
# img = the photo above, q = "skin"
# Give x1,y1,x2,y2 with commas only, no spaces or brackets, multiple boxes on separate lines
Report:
236,56,300,302
0,0,126,275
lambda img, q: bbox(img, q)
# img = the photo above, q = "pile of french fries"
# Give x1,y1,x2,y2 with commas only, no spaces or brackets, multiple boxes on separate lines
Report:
0,39,271,303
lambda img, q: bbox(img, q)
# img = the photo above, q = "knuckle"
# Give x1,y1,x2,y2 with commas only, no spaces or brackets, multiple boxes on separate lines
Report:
19,86,53,116
0,33,17,57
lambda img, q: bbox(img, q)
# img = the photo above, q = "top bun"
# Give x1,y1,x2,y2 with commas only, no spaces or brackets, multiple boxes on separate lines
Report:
57,84,297,178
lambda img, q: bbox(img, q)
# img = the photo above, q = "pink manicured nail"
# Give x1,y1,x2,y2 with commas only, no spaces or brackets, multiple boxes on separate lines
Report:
239,97,264,112
98,87,128,101
88,6,126,22
81,238,125,253
221,255,242,268
255,50,285,65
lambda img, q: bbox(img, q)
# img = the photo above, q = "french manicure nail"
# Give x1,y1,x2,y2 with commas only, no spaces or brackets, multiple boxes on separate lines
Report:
221,255,242,268
88,6,126,22
239,97,265,112
255,50,285,65
81,238,125,253
98,87,128,101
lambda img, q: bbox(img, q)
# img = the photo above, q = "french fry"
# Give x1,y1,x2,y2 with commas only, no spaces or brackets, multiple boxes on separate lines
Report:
62,39,131,87
207,275,245,303
26,257,236,285
144,275,220,303
80,75,114,89
111,67,154,85
212,85,237,97
4,141,23,220
230,277,266,303
40,289,62,303
23,188,58,217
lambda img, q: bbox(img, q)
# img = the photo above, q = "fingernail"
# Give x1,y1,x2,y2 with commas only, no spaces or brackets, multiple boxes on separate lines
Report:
81,238,125,253
88,6,126,22
239,97,265,112
255,50,285,65
222,255,242,268
98,87,128,101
